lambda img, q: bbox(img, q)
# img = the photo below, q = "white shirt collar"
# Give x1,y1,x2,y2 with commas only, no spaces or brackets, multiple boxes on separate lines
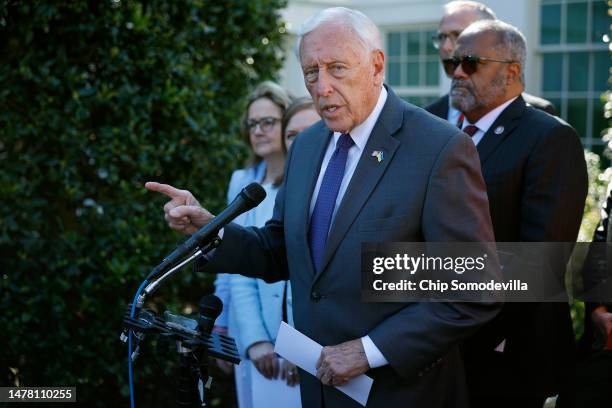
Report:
463,96,518,133
447,95,462,125
332,86,387,151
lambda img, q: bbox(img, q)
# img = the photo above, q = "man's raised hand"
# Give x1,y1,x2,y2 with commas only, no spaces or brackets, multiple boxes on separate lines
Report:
145,182,213,235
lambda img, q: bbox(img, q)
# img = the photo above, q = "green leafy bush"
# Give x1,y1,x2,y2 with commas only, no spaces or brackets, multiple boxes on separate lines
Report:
570,17,611,341
0,1,286,405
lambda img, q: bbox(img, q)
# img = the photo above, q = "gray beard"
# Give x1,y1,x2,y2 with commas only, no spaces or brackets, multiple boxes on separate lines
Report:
450,70,506,114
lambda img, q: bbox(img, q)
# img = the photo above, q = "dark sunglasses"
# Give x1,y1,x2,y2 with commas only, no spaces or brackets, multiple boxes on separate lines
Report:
442,55,516,76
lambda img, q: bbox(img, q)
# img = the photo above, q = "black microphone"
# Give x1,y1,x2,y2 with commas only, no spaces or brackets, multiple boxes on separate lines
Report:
198,295,223,334
149,182,266,279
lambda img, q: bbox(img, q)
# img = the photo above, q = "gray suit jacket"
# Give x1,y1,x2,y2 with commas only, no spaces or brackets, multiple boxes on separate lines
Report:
203,86,501,407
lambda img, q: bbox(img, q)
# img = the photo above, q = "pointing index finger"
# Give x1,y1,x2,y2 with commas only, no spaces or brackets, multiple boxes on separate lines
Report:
145,181,185,199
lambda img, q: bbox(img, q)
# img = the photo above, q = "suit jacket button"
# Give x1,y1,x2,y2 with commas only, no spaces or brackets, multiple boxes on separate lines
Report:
311,292,322,302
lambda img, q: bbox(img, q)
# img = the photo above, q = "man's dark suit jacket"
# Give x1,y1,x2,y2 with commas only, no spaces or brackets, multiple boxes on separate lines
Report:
203,86,501,408
425,92,557,120
429,95,587,402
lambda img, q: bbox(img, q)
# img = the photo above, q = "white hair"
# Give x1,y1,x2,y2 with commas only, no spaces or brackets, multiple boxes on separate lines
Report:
294,7,382,61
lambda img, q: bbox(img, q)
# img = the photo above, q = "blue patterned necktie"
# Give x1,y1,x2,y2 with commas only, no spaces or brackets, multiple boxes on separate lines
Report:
308,133,354,271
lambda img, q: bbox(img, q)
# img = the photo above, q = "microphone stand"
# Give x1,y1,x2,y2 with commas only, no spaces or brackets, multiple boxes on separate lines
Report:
124,183,266,407
123,236,240,408
175,325,210,407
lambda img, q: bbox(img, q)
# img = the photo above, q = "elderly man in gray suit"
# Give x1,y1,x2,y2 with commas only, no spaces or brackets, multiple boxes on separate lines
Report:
147,7,500,408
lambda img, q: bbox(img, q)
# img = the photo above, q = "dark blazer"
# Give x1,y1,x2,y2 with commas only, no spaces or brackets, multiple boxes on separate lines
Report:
203,87,501,407
447,96,588,402
426,92,557,120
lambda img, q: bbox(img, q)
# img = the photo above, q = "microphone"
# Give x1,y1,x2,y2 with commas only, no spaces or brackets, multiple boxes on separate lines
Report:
198,295,223,334
149,182,266,279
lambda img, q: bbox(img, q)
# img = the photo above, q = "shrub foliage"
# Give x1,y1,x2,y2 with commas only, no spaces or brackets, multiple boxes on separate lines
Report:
0,1,287,405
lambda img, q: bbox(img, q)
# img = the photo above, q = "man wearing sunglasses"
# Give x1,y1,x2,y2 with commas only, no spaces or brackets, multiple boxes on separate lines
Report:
447,20,587,408
425,1,555,126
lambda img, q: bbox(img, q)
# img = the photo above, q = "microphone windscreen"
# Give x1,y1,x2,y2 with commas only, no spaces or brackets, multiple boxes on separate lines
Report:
199,294,223,320
242,182,267,207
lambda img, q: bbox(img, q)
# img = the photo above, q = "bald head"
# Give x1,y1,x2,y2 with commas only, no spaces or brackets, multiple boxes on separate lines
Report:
443,1,496,20
437,1,497,64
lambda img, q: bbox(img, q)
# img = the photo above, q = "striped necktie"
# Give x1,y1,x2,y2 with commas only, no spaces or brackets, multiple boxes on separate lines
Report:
456,113,465,129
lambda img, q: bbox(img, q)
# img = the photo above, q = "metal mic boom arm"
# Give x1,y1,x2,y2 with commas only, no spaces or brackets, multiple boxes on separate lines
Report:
136,236,221,308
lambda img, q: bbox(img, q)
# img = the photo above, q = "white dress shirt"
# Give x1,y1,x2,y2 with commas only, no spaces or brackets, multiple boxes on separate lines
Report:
308,86,388,222
308,86,389,369
461,96,518,146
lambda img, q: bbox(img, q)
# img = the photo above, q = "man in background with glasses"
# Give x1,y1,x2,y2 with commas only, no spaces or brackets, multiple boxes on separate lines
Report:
426,1,555,126
447,19,587,408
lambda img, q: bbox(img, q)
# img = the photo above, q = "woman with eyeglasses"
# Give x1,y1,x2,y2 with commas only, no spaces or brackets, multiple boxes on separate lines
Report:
212,81,302,408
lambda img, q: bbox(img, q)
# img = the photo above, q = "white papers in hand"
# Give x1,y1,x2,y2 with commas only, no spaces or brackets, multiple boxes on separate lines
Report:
274,322,373,407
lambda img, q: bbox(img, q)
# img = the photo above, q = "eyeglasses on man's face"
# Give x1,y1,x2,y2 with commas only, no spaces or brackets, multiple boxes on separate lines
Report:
431,32,461,50
247,117,281,133
442,55,516,76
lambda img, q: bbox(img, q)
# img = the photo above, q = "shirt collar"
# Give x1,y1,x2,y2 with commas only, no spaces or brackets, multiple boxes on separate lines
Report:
447,95,462,123
463,96,518,133
332,86,387,151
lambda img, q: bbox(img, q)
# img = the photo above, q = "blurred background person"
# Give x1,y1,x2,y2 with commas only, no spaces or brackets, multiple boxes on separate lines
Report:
229,94,321,408
426,0,555,126
281,96,320,150
212,81,295,407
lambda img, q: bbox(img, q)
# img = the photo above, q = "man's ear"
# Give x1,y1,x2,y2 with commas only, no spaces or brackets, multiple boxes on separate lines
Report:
506,62,521,86
372,50,385,86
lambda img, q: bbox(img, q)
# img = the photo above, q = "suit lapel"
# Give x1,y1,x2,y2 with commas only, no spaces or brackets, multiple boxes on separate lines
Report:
312,87,403,284
476,96,526,166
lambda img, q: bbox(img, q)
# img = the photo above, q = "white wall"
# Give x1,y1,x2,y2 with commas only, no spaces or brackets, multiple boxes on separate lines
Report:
280,1,334,96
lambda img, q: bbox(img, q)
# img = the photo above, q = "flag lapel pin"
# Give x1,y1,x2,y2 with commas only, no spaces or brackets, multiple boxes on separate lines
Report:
371,150,384,162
